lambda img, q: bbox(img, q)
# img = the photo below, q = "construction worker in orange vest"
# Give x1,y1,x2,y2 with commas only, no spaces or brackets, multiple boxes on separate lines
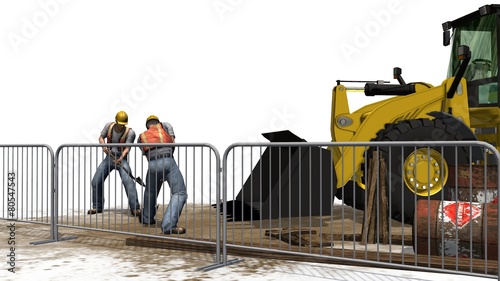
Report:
137,115,187,235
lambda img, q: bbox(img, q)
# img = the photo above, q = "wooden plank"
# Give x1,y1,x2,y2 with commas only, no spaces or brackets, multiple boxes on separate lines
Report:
379,156,389,244
328,233,412,245
362,152,391,245
362,152,378,244
265,229,333,247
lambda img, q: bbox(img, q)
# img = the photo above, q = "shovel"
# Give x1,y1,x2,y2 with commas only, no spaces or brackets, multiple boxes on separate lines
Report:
109,153,147,187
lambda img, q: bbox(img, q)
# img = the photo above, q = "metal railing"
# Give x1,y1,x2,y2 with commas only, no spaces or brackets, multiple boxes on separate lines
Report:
221,141,500,279
1,141,499,278
53,143,223,268
0,145,54,229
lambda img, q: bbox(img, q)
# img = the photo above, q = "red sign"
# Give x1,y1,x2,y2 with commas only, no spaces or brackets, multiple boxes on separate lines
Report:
442,202,481,228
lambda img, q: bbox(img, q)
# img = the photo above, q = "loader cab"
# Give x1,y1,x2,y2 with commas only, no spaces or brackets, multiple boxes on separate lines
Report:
444,4,499,107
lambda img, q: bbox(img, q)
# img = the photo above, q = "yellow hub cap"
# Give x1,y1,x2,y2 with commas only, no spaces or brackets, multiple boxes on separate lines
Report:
355,169,366,190
403,148,448,196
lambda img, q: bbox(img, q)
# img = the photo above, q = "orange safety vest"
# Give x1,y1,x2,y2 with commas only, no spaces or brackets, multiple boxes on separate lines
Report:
107,123,130,151
139,123,173,153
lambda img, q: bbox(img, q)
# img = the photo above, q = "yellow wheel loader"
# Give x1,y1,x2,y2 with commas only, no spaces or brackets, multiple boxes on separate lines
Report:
332,4,499,224
223,4,499,225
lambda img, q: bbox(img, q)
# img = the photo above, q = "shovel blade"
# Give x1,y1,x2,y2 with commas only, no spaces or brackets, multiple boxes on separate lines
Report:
135,177,147,187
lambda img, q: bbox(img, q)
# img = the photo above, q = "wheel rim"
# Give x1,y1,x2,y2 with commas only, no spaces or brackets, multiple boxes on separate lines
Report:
354,169,366,190
403,148,448,197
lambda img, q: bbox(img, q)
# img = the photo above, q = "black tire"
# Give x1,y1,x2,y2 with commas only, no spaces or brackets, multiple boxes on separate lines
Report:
368,118,470,225
335,181,366,211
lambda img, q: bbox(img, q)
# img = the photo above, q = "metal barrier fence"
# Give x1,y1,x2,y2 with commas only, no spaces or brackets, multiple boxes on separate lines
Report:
54,143,223,268
0,145,54,228
222,141,500,279
2,141,500,278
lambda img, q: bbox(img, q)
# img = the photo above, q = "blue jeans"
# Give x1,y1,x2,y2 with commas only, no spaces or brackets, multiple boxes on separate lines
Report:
141,157,187,233
90,155,140,211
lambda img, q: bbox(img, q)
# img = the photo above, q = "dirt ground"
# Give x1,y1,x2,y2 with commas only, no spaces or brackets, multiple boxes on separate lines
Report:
1,204,497,280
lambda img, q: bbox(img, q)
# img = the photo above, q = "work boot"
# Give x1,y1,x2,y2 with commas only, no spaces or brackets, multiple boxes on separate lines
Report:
87,209,103,215
130,209,141,217
164,227,186,235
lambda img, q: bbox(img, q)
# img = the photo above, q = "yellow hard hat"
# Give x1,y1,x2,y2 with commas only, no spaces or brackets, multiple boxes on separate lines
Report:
115,111,128,125
146,115,159,128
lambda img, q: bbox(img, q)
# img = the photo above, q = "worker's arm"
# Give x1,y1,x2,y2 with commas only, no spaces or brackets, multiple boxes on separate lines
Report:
99,135,109,154
116,129,136,163
162,122,176,143
99,123,112,154
116,147,130,163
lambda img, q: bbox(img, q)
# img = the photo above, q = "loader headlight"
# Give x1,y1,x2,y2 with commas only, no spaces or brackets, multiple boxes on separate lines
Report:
337,116,353,127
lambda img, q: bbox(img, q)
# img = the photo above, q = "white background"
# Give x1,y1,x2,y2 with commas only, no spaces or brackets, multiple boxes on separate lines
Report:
0,0,491,153
1,2,497,280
